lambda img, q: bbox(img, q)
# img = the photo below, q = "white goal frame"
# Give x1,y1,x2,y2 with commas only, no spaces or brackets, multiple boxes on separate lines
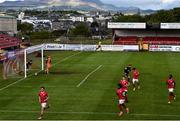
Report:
24,44,44,78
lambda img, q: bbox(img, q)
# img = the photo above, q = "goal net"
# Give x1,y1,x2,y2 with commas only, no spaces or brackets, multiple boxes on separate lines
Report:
3,50,24,79
3,44,44,79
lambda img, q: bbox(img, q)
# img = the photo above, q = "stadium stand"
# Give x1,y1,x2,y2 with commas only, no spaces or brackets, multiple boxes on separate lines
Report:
0,34,20,49
114,36,180,45
108,22,180,45
143,37,180,45
113,37,137,45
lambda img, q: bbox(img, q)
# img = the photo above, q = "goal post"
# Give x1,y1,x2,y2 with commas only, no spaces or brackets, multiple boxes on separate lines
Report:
24,44,44,78
3,44,45,79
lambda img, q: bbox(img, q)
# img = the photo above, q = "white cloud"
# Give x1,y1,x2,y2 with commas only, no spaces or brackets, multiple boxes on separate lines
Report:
161,0,176,3
0,0,20,3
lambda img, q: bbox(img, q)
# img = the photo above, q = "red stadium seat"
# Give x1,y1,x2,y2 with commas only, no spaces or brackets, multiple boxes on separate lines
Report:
142,37,180,45
0,34,20,49
113,36,138,45
114,36,180,45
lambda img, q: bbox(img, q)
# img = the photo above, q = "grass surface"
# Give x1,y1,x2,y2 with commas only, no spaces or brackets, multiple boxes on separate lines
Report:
0,51,180,120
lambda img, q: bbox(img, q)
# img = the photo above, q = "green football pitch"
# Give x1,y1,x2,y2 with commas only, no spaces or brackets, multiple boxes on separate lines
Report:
0,51,180,120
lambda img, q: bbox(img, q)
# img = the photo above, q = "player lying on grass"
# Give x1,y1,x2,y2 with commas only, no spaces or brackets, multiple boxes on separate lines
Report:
38,86,50,120
124,64,132,84
119,76,129,103
45,56,52,74
116,83,129,117
132,67,140,91
166,74,176,104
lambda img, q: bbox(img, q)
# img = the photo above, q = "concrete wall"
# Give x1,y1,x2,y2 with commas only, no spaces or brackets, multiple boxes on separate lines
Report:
0,17,17,34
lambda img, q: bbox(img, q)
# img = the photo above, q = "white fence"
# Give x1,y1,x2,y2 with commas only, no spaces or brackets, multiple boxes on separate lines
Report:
149,45,180,52
25,44,180,52
44,44,139,51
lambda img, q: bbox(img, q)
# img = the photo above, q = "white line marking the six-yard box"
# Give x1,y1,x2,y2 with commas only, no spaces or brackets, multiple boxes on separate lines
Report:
0,52,82,92
76,65,103,87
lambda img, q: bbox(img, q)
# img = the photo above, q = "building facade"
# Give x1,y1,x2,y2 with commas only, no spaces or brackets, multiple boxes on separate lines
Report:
0,15,17,34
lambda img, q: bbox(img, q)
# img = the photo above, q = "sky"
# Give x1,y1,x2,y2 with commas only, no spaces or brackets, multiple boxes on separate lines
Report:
0,0,180,10
101,0,180,10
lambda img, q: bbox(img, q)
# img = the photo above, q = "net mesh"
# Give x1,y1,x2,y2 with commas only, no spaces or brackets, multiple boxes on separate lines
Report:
3,50,24,79
3,44,44,79
26,50,42,75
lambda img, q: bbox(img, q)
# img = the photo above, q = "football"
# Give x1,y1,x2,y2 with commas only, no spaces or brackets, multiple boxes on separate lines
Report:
35,73,38,76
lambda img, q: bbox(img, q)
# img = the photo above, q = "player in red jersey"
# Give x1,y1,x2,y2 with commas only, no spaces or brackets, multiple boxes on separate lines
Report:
132,68,140,91
38,86,49,120
166,74,176,104
119,76,129,102
116,84,129,117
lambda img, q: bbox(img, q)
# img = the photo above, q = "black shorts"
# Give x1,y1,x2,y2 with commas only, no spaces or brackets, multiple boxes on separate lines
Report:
125,73,129,77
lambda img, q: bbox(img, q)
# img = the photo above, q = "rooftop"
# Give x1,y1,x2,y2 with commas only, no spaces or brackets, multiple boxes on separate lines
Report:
0,14,16,19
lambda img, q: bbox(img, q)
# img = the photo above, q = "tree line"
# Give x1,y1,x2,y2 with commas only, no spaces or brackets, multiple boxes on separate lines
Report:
113,8,180,23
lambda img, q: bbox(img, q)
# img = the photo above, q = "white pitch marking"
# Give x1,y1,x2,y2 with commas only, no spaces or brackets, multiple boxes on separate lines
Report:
0,70,42,92
76,65,102,87
0,52,82,92
0,110,179,117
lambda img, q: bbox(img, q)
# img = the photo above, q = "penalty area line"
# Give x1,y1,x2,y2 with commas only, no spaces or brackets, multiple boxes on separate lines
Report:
76,65,103,87
0,110,179,117
0,52,82,92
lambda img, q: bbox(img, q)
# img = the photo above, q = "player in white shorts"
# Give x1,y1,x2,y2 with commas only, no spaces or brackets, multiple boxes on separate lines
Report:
132,68,140,91
38,87,50,120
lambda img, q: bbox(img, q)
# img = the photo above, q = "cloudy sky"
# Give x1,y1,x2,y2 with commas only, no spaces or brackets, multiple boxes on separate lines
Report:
0,0,180,10
101,0,180,10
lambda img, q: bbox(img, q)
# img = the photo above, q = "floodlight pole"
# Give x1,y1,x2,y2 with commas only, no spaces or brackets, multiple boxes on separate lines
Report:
24,49,27,78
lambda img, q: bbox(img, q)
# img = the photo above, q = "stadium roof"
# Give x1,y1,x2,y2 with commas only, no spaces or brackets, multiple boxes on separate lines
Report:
161,23,180,29
108,22,180,30
0,14,16,19
108,22,146,29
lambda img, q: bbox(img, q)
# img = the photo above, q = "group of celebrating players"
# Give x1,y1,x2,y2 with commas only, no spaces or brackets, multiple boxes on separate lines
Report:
37,61,176,119
116,64,140,116
116,64,176,117
35,55,176,119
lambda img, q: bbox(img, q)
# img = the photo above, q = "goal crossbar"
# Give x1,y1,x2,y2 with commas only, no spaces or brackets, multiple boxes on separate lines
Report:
24,44,44,78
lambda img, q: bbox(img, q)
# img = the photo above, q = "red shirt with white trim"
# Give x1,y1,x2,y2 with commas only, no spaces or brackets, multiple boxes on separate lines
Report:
133,70,139,79
39,91,48,103
167,79,175,89
116,88,126,100
119,79,128,90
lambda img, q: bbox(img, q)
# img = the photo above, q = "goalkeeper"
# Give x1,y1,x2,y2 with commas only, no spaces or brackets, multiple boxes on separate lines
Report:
26,60,33,71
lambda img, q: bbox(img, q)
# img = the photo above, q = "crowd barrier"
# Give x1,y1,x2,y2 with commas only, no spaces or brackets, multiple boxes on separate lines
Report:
44,44,139,52
149,45,180,52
